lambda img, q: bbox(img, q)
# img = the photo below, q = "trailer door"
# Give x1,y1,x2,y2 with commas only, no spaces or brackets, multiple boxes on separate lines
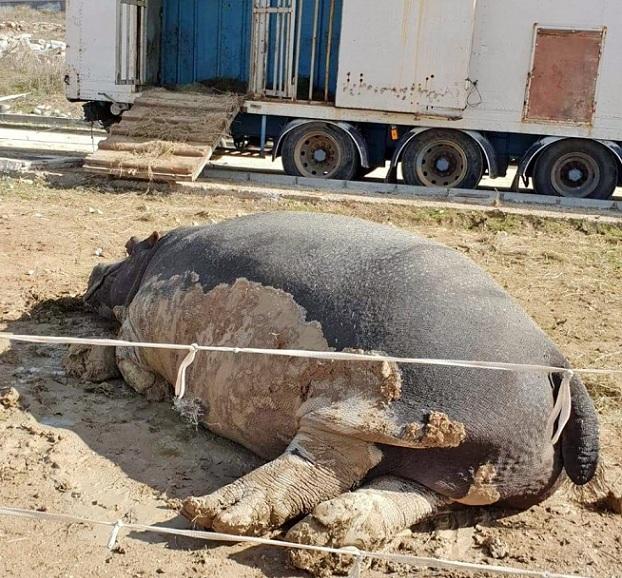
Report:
335,0,476,117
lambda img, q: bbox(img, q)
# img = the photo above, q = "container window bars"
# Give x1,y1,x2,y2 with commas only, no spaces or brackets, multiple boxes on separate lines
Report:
251,0,337,102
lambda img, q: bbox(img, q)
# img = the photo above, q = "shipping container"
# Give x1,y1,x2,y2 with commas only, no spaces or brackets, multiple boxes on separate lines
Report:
66,0,622,198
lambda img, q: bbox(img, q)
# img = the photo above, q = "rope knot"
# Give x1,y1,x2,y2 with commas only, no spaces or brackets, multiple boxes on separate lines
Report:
340,547,364,578
174,343,200,400
548,370,574,445
107,519,124,550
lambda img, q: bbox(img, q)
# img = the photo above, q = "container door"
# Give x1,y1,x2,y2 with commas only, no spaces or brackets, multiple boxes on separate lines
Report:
116,0,147,85
250,0,297,98
336,0,477,116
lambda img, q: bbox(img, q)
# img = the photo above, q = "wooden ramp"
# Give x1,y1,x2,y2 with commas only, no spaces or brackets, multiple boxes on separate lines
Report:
84,88,241,182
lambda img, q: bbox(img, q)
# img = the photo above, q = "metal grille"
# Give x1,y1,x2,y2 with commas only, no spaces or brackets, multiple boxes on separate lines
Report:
251,0,338,102
116,0,146,85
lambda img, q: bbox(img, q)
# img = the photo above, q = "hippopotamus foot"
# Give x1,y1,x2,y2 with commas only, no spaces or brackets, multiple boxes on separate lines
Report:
181,424,383,536
116,350,170,401
63,344,120,383
286,476,448,575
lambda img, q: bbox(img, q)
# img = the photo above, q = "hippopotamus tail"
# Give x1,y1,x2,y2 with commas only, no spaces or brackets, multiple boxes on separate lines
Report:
561,373,600,485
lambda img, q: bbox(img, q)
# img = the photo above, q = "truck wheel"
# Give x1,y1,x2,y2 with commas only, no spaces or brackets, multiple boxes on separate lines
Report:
281,123,359,180
533,139,618,200
401,130,484,189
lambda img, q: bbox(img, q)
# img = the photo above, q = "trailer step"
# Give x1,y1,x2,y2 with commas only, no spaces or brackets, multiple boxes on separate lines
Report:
83,88,242,182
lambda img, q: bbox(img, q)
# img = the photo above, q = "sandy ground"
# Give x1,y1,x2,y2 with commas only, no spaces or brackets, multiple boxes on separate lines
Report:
0,176,621,578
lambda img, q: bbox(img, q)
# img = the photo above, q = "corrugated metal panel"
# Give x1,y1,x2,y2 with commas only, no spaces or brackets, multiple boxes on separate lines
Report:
161,0,253,87
161,0,341,99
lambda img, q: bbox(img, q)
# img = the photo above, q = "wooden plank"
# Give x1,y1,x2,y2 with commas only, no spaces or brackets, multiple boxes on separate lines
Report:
120,108,232,127
84,88,240,182
97,136,207,158
84,165,192,182
109,126,221,146
84,150,202,173
133,98,239,112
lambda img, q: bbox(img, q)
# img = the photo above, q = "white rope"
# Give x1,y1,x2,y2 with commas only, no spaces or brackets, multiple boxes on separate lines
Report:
107,519,124,550
174,343,199,399
0,506,589,578
347,547,364,577
1,332,620,443
2,332,621,376
549,371,574,446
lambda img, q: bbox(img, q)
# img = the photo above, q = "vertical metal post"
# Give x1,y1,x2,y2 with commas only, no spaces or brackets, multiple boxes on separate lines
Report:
324,0,335,102
140,0,147,84
277,0,286,95
308,0,320,101
273,0,282,95
249,1,258,93
292,0,303,100
285,0,297,98
126,3,132,82
260,114,267,157
115,0,123,83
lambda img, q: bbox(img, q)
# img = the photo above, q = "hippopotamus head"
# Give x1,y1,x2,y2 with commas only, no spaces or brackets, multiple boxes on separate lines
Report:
84,231,160,319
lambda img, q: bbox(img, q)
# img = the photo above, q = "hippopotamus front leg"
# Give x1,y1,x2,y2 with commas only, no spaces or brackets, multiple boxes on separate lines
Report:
181,422,383,536
286,476,449,574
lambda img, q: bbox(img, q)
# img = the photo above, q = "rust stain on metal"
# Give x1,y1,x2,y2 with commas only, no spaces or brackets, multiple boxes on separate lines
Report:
524,28,605,125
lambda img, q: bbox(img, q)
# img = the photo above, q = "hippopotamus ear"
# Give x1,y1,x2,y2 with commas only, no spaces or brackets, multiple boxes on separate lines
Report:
146,231,160,247
125,236,140,255
125,232,160,255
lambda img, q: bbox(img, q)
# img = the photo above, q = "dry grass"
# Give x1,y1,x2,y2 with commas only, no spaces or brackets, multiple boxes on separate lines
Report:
0,6,65,31
0,6,80,115
0,47,63,96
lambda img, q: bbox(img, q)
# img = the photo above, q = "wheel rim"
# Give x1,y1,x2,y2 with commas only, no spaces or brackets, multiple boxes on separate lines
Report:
414,139,469,187
293,131,343,178
550,152,600,198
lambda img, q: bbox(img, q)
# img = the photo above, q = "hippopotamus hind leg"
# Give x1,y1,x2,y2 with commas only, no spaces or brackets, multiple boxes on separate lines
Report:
181,423,383,536
286,476,449,574
116,346,170,401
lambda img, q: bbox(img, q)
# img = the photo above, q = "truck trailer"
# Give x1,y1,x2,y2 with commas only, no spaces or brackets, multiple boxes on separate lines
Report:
66,0,622,198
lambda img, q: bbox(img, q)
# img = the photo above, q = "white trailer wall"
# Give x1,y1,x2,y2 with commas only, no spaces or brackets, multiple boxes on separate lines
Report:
336,0,476,117
467,0,619,134
65,0,136,103
330,0,622,140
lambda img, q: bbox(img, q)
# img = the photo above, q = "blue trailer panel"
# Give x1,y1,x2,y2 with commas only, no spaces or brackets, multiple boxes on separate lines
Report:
161,0,342,100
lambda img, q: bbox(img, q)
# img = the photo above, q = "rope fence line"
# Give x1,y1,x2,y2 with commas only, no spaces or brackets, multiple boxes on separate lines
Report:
2,331,622,376
0,506,589,578
2,331,621,444
0,332,617,576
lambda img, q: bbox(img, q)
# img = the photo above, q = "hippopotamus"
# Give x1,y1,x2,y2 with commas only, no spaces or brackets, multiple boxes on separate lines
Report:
78,211,599,572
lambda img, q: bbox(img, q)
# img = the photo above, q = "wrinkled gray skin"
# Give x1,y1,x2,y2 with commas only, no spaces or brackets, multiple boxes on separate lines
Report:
82,212,599,571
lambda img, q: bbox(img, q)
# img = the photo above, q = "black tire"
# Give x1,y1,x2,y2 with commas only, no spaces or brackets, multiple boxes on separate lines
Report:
533,139,618,200
401,129,484,189
281,123,360,180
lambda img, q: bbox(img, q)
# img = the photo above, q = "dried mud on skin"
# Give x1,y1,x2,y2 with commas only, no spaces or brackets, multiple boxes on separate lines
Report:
0,182,621,577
